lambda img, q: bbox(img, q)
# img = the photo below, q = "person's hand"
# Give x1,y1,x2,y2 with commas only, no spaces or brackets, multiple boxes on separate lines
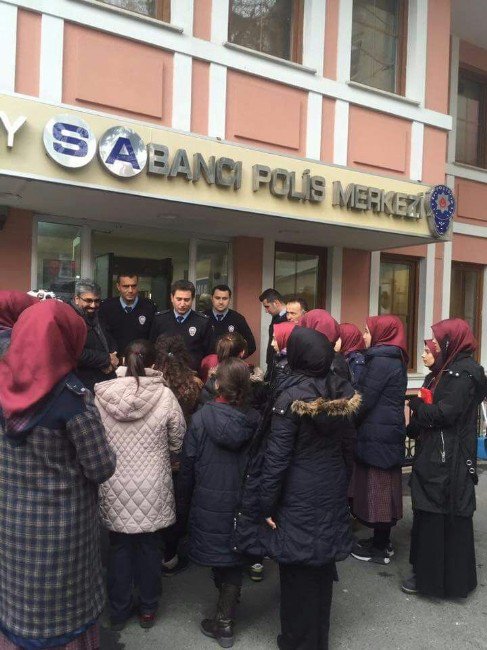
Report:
265,517,277,530
110,352,119,368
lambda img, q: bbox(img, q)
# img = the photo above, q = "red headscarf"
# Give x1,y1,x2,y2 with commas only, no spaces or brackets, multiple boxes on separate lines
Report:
431,318,477,370
0,291,38,330
366,315,409,364
299,309,340,345
339,323,365,354
273,321,296,352
0,301,86,419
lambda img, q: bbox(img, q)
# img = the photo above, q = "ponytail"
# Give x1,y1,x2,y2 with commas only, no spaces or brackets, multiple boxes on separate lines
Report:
216,332,247,362
124,339,156,388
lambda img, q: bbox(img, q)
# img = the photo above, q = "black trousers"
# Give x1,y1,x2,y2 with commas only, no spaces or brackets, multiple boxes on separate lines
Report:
107,530,162,622
212,565,243,588
278,563,334,650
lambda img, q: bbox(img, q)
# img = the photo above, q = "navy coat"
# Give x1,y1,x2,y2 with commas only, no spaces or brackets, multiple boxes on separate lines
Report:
177,401,259,567
355,345,407,469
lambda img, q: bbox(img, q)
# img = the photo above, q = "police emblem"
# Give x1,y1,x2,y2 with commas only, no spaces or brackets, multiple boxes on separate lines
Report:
228,325,235,332
189,326,197,337
138,315,146,325
428,185,455,238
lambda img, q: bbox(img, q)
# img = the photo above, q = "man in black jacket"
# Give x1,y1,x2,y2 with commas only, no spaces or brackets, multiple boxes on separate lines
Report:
204,284,256,356
259,288,287,372
99,273,157,356
150,280,211,373
71,279,118,391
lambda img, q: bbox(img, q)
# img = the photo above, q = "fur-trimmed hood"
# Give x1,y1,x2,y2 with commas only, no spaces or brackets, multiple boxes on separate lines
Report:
291,392,362,418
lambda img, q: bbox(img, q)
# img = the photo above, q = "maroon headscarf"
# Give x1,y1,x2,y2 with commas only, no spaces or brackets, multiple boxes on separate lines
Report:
339,323,365,355
0,291,38,330
0,301,86,421
431,318,477,370
366,315,409,364
274,321,297,352
299,309,340,345
424,338,443,376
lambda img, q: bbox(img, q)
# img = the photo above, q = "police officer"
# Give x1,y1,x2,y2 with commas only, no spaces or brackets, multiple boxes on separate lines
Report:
204,284,256,356
150,279,211,372
99,273,157,355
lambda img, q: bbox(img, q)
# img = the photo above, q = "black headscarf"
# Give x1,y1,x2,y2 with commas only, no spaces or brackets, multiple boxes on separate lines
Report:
287,327,334,377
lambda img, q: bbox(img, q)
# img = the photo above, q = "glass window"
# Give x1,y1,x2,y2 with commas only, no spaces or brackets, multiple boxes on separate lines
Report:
450,262,483,352
95,0,170,21
36,221,82,301
351,0,407,94
195,240,230,312
228,0,304,63
379,256,418,369
274,244,326,309
456,71,487,168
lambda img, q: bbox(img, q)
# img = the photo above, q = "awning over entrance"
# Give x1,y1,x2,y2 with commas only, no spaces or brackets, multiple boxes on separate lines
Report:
0,93,449,250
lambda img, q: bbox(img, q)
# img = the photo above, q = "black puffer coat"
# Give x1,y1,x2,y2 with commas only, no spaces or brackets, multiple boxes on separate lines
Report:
409,353,487,517
177,401,260,567
234,328,360,566
355,345,407,469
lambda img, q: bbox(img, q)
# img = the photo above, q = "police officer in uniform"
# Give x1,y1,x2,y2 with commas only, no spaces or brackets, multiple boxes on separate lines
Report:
204,284,256,356
150,279,211,372
99,273,157,355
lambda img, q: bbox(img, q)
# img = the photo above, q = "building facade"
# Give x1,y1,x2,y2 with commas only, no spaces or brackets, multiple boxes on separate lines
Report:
0,0,486,384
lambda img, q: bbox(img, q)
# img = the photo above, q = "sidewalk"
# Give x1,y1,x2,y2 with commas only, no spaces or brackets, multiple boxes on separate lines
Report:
101,463,487,649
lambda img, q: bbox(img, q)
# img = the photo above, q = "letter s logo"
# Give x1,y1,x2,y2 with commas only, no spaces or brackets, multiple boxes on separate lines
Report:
43,115,96,168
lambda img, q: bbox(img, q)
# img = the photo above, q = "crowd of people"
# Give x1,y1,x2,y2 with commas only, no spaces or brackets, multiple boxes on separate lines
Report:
0,277,485,650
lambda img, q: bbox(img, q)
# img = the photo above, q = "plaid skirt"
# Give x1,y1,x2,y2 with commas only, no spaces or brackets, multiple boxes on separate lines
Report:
0,624,99,650
349,461,403,527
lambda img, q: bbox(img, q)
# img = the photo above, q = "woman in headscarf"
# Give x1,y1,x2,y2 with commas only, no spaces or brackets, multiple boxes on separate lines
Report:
267,321,297,391
336,323,366,388
403,319,486,597
238,327,360,649
0,301,116,649
0,291,38,357
350,315,408,565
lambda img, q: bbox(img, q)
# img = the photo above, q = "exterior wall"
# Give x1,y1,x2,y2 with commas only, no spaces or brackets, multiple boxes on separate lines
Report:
321,97,335,163
15,9,41,96
425,0,451,112
193,0,212,40
340,249,370,329
191,59,210,135
0,209,32,291
323,0,339,80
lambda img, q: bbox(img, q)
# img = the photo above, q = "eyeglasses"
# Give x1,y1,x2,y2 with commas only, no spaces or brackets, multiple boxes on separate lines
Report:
79,297,101,305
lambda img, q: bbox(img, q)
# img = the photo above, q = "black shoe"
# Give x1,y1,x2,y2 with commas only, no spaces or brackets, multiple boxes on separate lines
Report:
351,543,390,565
162,555,189,577
354,536,395,558
201,617,234,648
248,562,264,582
401,575,419,594
110,619,127,632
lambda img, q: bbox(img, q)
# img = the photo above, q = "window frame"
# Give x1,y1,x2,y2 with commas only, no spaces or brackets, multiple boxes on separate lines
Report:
274,242,327,309
94,0,171,23
228,0,305,65
456,68,487,169
350,0,408,96
379,253,419,371
450,261,484,359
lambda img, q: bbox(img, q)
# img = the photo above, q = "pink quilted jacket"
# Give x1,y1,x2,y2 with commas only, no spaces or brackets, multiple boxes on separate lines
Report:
95,368,186,533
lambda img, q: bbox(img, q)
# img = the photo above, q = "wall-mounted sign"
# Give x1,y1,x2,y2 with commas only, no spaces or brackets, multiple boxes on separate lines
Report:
428,185,455,238
43,114,96,169
98,126,147,178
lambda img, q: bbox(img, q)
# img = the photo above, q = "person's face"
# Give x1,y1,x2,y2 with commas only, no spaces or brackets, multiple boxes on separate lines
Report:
263,299,280,316
171,290,193,315
75,292,101,316
271,336,280,353
286,302,304,323
363,325,372,349
422,346,435,368
117,276,138,304
334,337,342,353
212,290,230,313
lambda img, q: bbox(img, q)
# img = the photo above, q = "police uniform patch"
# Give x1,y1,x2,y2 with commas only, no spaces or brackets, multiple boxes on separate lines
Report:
139,315,146,325
228,325,235,332
189,326,197,337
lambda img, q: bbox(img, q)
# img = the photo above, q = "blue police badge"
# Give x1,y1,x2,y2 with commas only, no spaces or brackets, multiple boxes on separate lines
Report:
428,185,455,238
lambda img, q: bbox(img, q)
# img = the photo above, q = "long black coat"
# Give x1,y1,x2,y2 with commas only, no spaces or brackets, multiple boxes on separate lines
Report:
235,372,360,566
355,345,407,469
72,305,117,391
409,353,487,517
177,401,259,567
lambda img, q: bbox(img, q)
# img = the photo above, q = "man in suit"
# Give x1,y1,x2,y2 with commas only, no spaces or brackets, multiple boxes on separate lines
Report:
204,284,256,356
259,288,287,372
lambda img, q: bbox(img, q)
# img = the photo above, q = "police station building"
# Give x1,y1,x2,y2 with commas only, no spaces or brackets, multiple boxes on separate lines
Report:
0,0,486,382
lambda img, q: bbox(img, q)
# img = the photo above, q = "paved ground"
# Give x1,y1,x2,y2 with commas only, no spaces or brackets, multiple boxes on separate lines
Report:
101,463,487,649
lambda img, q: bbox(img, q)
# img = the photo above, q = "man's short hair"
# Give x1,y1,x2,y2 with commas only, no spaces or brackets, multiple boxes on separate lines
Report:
259,288,284,304
75,279,101,297
117,272,138,283
212,284,232,297
286,296,309,312
171,279,195,297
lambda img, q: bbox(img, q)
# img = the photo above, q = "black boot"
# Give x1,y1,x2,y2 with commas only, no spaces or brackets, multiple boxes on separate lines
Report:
201,583,240,648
